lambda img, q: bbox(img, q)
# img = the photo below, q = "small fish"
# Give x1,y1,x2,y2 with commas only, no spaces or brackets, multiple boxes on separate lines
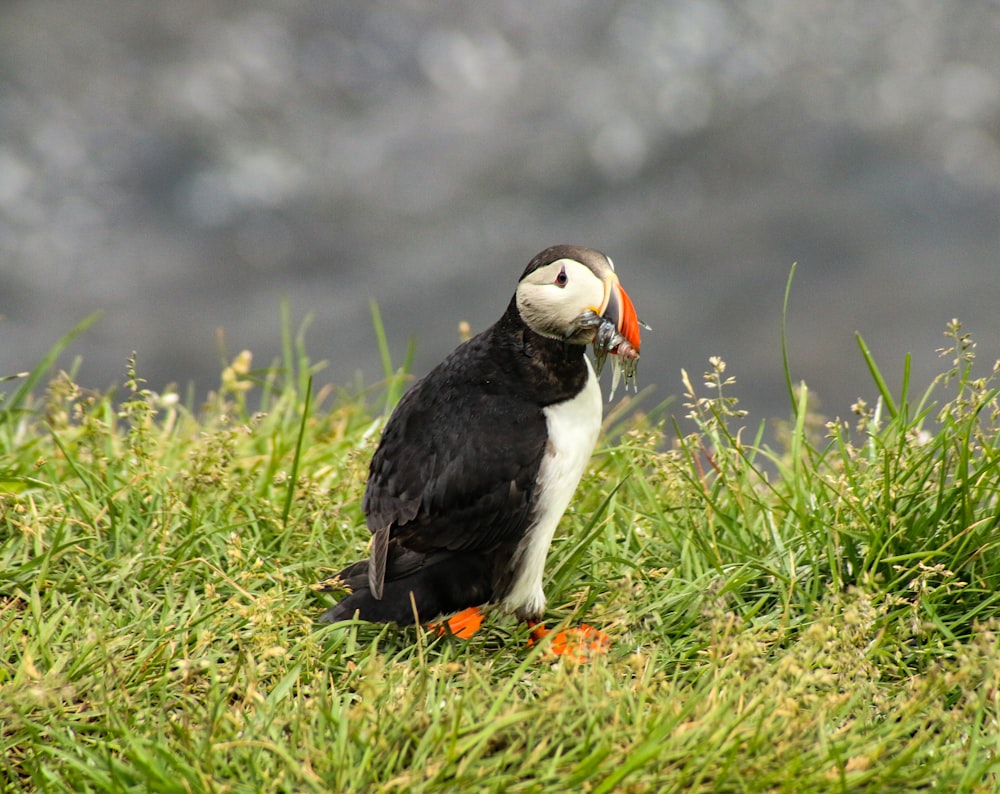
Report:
592,316,640,400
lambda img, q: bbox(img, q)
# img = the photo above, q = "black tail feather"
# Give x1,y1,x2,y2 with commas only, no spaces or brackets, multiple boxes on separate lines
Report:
319,550,493,625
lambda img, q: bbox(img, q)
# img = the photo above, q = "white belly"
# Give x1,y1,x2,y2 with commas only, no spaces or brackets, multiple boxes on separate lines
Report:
502,357,603,619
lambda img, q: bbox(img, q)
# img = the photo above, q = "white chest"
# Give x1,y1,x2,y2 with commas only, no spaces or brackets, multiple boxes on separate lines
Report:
502,357,603,619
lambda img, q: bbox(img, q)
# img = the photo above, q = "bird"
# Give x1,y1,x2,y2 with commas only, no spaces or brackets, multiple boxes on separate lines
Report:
318,245,642,656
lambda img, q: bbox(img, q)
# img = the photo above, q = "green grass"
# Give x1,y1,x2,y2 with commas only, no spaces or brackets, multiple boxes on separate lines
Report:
2,311,1000,793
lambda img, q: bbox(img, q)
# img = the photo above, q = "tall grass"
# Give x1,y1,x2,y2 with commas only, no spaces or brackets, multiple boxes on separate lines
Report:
1,310,998,792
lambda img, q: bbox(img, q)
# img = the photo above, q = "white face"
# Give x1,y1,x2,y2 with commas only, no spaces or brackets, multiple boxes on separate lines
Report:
515,258,606,343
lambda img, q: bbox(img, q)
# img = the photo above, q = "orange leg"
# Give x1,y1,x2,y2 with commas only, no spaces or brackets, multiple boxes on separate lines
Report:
427,606,485,639
527,621,611,661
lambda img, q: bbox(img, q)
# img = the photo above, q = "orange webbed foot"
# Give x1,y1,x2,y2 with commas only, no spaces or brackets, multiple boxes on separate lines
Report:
527,622,611,661
427,606,485,639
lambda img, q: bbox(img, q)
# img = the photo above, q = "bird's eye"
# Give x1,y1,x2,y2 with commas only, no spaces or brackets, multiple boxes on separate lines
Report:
554,266,568,287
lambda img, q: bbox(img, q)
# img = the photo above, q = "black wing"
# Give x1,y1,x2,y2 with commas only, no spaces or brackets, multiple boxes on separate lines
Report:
363,337,548,558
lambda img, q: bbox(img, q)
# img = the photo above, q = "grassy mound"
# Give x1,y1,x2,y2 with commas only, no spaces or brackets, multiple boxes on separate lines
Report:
2,314,999,792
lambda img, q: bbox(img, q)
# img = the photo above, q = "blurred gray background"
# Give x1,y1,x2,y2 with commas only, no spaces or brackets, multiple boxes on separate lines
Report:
2,1,999,424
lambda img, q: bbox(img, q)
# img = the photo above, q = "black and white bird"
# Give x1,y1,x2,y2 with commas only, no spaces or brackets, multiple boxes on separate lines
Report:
319,245,641,652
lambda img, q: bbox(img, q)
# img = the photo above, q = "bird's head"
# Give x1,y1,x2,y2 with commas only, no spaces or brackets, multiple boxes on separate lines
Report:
515,245,642,355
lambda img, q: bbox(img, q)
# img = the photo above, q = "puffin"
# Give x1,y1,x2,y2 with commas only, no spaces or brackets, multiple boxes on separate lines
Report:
319,245,642,655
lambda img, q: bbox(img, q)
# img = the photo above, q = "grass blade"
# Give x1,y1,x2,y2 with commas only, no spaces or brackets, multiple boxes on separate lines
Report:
781,262,798,414
281,375,312,529
855,331,899,418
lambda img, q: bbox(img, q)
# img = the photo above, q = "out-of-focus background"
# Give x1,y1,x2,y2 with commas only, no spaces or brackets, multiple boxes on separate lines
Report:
2,1,999,423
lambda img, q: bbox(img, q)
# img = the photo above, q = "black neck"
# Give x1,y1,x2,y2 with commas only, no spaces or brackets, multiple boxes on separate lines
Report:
490,297,589,406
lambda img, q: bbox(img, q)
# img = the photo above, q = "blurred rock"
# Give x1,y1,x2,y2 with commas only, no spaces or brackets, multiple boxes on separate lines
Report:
1,0,998,423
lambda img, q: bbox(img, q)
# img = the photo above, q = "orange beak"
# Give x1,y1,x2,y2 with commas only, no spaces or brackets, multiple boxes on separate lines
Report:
599,275,642,354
